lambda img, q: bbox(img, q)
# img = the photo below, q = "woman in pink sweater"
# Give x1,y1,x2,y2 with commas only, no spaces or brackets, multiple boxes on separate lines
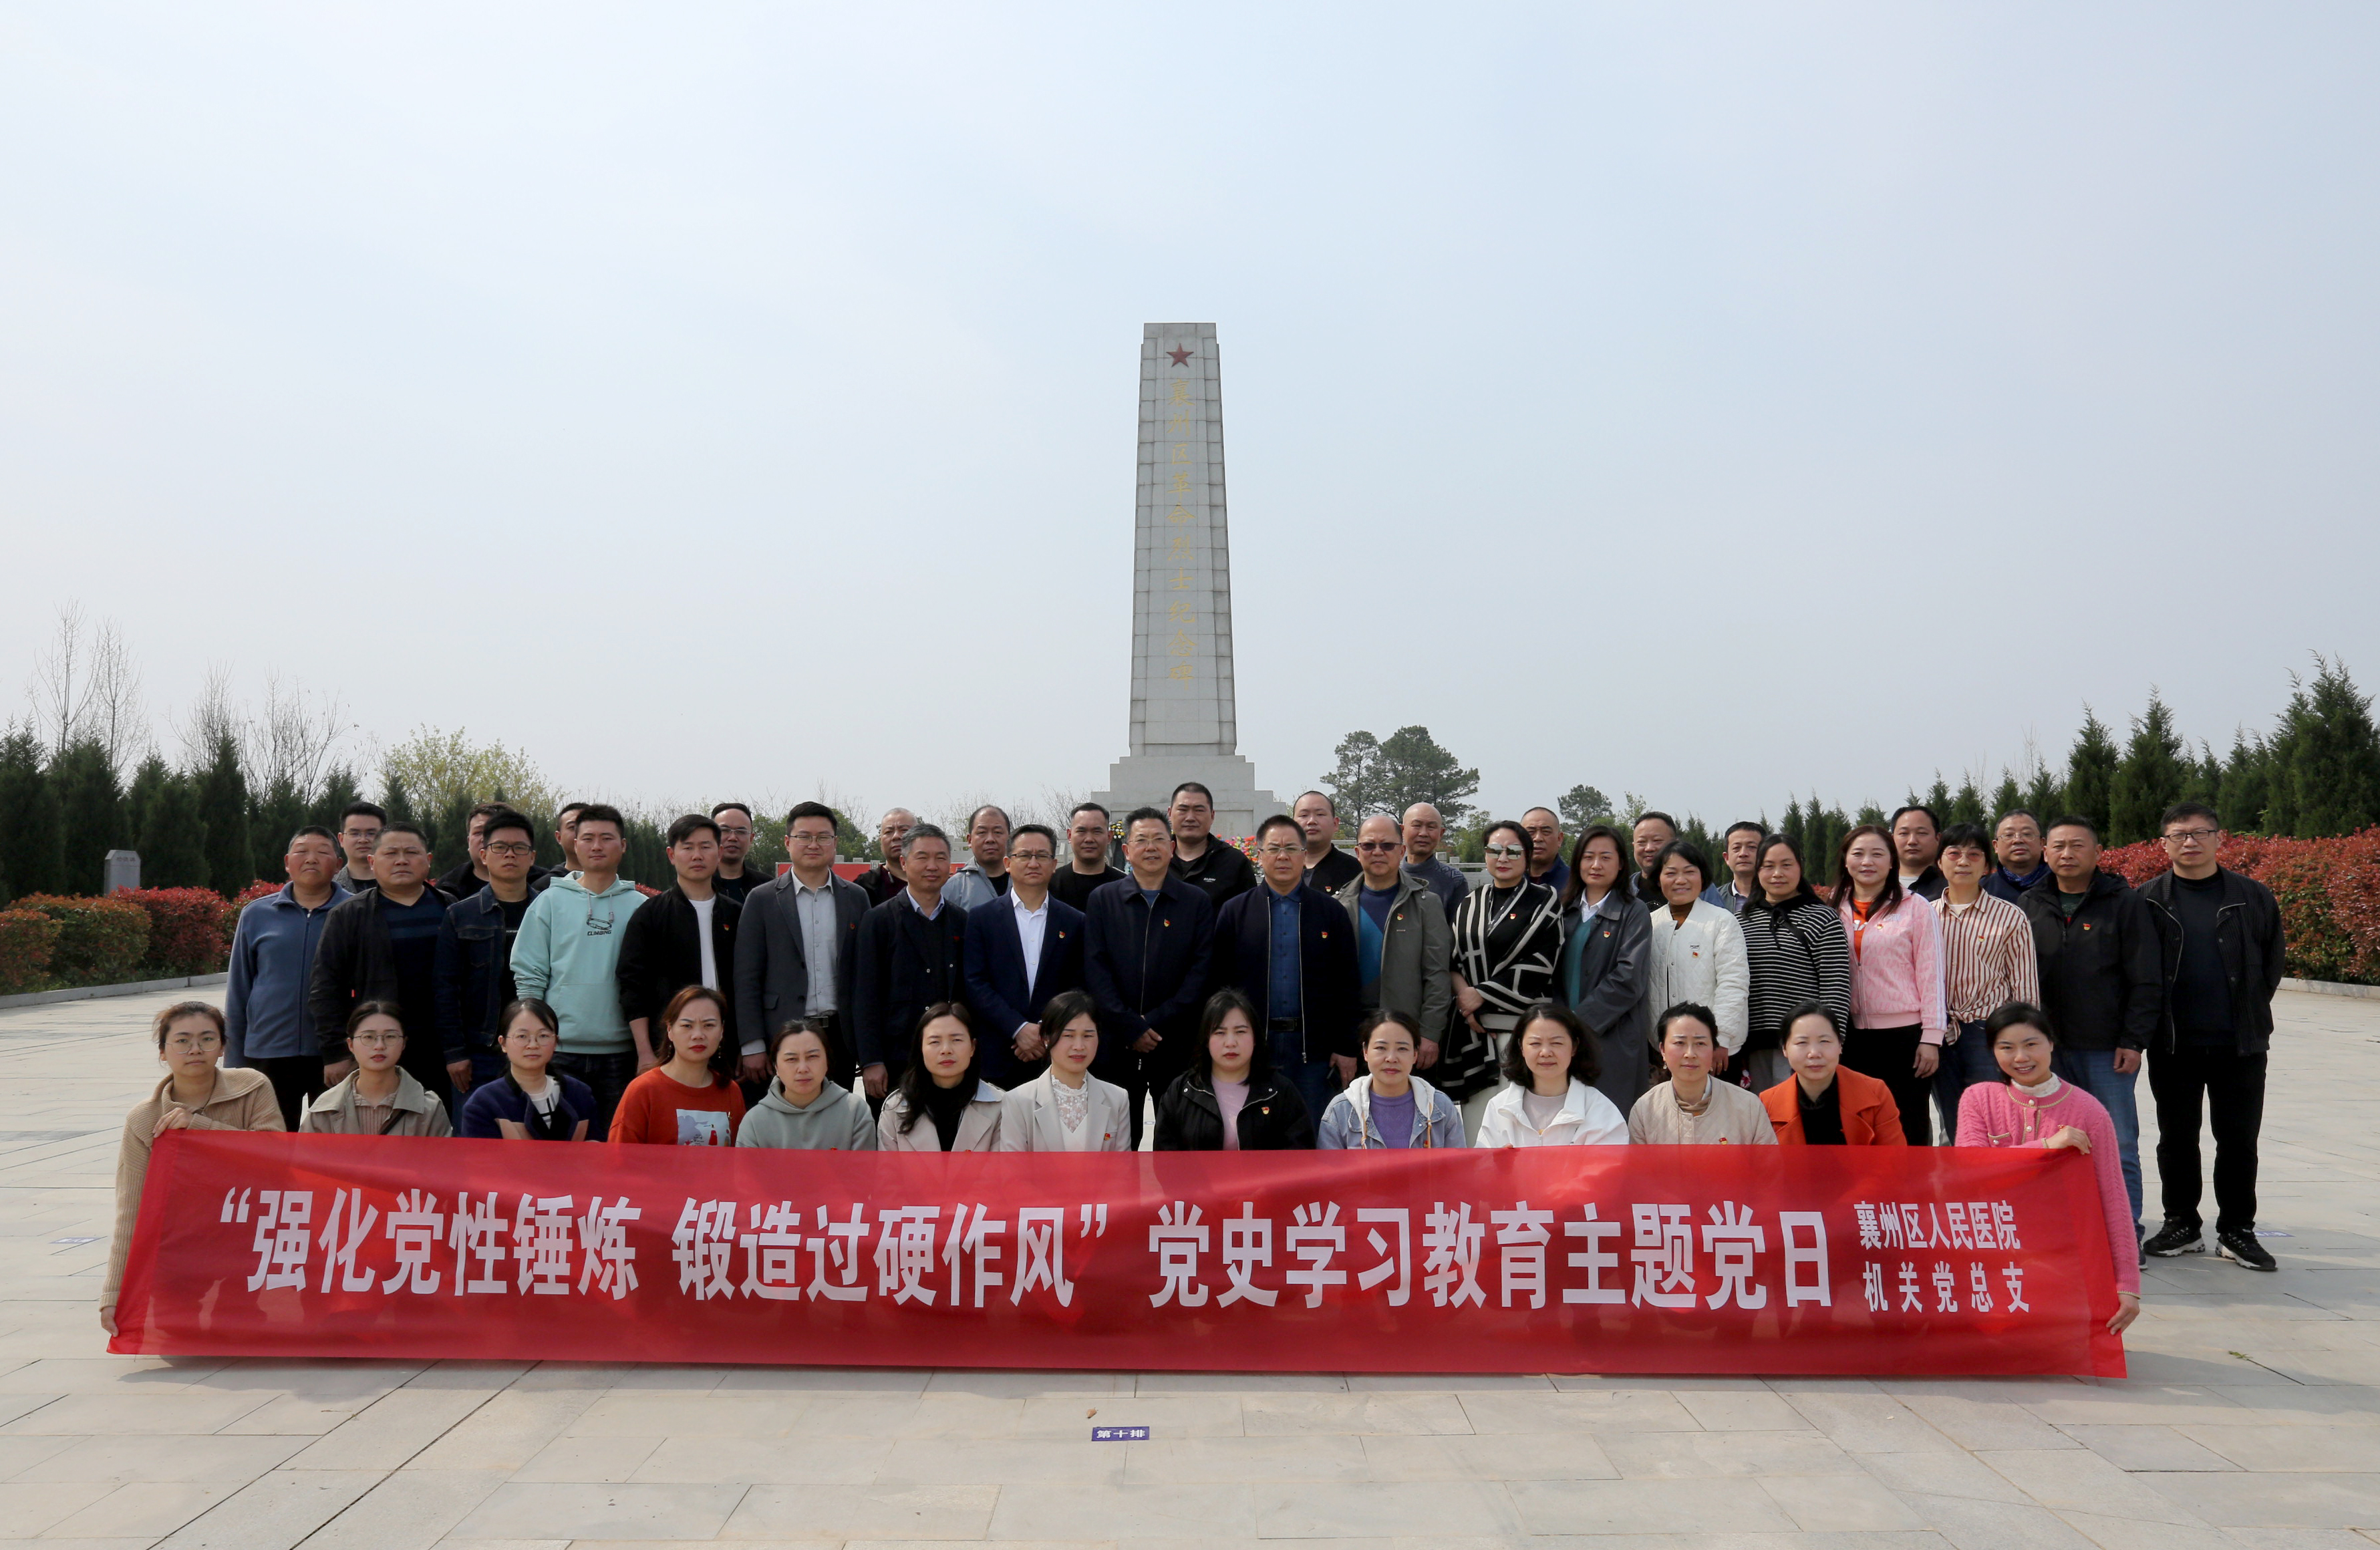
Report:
1956,1002,2141,1332
1832,826,1947,1144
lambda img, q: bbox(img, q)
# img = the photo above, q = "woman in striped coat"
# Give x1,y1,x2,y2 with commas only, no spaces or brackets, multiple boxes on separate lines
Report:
1443,818,1565,1137
1736,834,1853,1091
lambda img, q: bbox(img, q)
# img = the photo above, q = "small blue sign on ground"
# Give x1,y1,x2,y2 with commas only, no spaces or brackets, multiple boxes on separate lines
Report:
1091,1426,1151,1441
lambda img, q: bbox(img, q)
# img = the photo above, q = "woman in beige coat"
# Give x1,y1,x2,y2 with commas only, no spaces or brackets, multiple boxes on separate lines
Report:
102,1001,284,1334
301,1003,454,1138
995,991,1129,1152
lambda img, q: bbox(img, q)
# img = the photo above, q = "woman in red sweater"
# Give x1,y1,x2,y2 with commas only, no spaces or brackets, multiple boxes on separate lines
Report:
609,986,745,1146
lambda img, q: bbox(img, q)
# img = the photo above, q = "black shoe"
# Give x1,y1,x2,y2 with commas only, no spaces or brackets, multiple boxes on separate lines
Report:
2216,1228,2278,1271
2143,1220,2206,1257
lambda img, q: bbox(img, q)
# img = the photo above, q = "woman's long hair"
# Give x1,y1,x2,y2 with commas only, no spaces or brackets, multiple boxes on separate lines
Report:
1194,987,1270,1084
896,1002,980,1132
1562,824,1629,911
1830,823,1906,918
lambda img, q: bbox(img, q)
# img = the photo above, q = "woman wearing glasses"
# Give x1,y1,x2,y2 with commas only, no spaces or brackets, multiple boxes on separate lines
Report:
302,1003,454,1136
101,1001,284,1336
1557,824,1655,1114
458,999,600,1140
1442,819,1566,1140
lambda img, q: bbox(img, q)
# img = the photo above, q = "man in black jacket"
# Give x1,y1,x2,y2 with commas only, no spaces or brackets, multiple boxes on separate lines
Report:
855,807,917,906
1890,804,1948,902
617,814,742,1076
1211,813,1361,1122
1167,782,1257,908
852,822,966,1099
2137,802,2287,1271
1082,807,1217,1146
735,802,871,1088
434,807,550,1091
309,821,457,1106
2021,816,2162,1239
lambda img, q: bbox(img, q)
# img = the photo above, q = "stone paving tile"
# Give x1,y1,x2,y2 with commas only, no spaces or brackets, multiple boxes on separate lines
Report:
1891,1490,2101,1549
2132,1468,2380,1527
2170,1420,2378,1468
1972,1448,2212,1527
1121,1433,1368,1483
452,1482,748,1541
1505,1477,1797,1534
1241,1393,1473,1436
631,1434,891,1485
0,1478,116,1537
1756,1473,1932,1533
152,1466,386,1550
1356,1431,1620,1481
1249,1479,1521,1539
304,1468,507,1550
2051,1424,2238,1471
40,1480,240,1539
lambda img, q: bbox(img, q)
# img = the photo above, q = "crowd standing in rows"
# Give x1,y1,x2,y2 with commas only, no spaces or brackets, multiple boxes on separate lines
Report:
102,784,2284,1339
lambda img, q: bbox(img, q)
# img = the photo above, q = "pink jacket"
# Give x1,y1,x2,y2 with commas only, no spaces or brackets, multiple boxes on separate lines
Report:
1838,896,1947,1044
1956,1079,2138,1295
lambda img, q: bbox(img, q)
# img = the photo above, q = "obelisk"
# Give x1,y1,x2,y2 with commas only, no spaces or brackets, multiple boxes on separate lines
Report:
1089,324,1282,840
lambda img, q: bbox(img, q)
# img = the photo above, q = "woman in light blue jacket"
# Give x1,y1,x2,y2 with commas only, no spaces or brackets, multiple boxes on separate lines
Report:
1318,1010,1465,1150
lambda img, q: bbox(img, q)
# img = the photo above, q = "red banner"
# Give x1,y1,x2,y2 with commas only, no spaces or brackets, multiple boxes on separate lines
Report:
112,1134,2124,1376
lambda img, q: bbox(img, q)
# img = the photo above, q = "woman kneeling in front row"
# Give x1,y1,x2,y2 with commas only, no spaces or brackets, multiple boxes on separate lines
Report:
739,1016,877,1149
1628,1002,1776,1144
303,1003,452,1136
881,1003,1005,1151
998,990,1130,1151
1155,989,1314,1150
1318,1008,1465,1148
458,999,598,1140
1476,1001,1630,1146
1760,1002,1905,1145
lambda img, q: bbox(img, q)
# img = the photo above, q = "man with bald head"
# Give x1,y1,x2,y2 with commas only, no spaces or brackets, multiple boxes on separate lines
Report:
1520,808,1569,895
1338,815,1452,1070
857,808,917,906
1400,803,1469,920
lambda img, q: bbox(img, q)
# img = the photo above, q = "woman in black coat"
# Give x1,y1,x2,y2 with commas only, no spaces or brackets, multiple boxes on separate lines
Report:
1153,989,1314,1150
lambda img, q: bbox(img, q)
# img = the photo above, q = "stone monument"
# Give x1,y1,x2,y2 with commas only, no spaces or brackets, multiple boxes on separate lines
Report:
1089,324,1284,841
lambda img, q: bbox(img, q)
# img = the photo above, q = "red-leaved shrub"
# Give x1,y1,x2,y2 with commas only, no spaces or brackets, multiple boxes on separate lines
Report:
5,895,151,986
0,911,61,994
114,888,236,977
2097,828,2380,985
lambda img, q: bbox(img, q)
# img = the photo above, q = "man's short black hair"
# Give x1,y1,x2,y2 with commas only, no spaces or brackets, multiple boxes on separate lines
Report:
1170,782,1215,806
666,813,720,847
1069,801,1110,823
372,820,428,850
1010,822,1058,852
1724,820,1765,842
574,802,626,835
339,801,387,826
1889,804,1941,832
784,800,840,829
481,808,536,846
2161,801,2222,832
557,800,589,822
2045,814,2100,842
710,801,754,822
1938,821,1991,854
1294,790,1335,814
287,824,337,850
1255,813,1302,845
1994,806,2041,833
1123,806,1172,836
1634,810,1677,832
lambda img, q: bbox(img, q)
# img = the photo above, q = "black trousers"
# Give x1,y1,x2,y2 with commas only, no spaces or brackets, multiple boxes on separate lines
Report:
2147,1044,2267,1233
249,1055,324,1132
1841,1024,1932,1146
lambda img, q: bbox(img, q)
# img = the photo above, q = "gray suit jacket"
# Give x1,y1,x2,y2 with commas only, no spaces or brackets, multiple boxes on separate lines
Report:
732,870,871,1053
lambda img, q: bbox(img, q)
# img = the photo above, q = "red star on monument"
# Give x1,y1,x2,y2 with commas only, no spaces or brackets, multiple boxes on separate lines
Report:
1166,346,1193,366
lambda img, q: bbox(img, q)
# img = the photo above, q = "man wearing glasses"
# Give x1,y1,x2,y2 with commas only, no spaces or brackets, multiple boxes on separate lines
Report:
1337,814,1451,1072
511,804,645,1130
857,808,917,906
962,824,1085,1088
2138,803,2286,1271
1211,813,1362,1120
434,808,551,1092
735,802,871,1090
709,802,768,904
1081,808,1216,1146
1167,782,1256,909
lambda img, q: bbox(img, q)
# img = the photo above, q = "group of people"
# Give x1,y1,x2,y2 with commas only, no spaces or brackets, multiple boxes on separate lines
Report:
103,783,2286,1342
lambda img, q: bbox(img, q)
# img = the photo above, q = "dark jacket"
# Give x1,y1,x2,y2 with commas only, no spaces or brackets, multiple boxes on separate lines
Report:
1172,841,1257,910
434,877,553,1062
851,893,968,1072
1304,847,1361,896
615,886,742,1047
1209,883,1361,1062
857,864,905,906
1050,864,1127,911
1903,865,1948,902
2020,870,2163,1052
436,859,554,898
961,893,1086,1086
1152,1068,1314,1150
307,886,447,1057
1080,873,1217,1082
2137,867,2286,1056
732,869,871,1056
1983,862,2053,905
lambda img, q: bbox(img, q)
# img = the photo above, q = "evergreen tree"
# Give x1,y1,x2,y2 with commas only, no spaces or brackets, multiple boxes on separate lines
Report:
1924,774,1952,819
311,764,363,831
2177,742,2224,817
2221,730,2272,833
1853,800,1888,829
1779,795,1807,859
2109,693,2189,844
51,737,124,895
251,778,309,870
1949,775,1986,827
1320,731,1386,828
2275,655,2380,837
195,730,253,897
2023,760,2063,823
1557,785,1614,830
1376,726,1479,827
379,770,418,827
0,728,65,904
1990,770,2025,824
132,755,210,889
2063,710,2119,835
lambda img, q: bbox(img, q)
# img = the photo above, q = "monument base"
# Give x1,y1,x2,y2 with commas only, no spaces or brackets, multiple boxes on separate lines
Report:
1090,753,1285,843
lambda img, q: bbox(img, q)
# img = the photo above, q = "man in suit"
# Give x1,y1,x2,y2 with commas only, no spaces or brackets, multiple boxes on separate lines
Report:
961,823,1085,1088
1213,812,1362,1121
733,801,871,1088
616,813,743,1076
1082,806,1217,1147
853,822,967,1100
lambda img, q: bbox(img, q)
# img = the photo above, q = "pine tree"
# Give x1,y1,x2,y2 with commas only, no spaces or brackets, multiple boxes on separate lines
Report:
2023,760,2063,822
2276,655,2380,837
2063,710,2119,835
0,728,65,904
251,778,309,873
132,755,210,890
1950,775,1986,828
1376,726,1480,827
195,730,253,897
2221,730,2272,833
2177,742,2224,817
2109,693,2189,844
1557,785,1614,831
311,764,363,831
1991,770,2025,824
1779,796,1806,859
51,737,124,895
1924,774,1952,820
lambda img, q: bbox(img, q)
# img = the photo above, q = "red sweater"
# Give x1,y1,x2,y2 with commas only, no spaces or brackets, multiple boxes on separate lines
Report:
610,1067,745,1146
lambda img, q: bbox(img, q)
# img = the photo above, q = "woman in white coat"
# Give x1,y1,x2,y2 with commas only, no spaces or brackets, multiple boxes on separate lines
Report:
1642,840,1749,1070
996,991,1130,1152
1475,1003,1630,1146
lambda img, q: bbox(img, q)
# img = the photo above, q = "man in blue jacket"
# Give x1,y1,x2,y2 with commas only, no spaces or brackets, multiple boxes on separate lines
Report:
963,823,1085,1088
1211,814,1361,1121
1082,808,1216,1147
225,825,347,1128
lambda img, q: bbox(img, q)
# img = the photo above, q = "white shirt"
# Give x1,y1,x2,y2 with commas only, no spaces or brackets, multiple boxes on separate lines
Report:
690,896,718,989
1010,891,1050,1003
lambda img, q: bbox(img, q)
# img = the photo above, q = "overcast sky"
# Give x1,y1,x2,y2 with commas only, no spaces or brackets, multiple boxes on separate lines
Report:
5,5,2375,832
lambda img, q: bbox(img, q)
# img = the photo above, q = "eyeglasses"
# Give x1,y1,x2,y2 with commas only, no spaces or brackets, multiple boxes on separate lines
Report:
2162,828,2219,843
351,1032,405,1048
1354,841,1400,852
1257,844,1303,857
164,1034,222,1054
484,842,534,858
1484,844,1527,859
1010,850,1055,864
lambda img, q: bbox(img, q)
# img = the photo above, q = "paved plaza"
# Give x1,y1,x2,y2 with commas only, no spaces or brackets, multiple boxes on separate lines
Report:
0,987,2372,1549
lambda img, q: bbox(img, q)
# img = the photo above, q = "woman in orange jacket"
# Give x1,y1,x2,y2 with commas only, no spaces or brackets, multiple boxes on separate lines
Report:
1761,1003,1907,1145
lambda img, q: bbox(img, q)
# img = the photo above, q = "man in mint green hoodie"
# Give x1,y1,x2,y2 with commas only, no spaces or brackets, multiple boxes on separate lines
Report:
511,804,645,1130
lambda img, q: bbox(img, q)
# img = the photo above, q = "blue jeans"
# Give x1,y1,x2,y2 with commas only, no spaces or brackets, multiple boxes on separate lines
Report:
1932,1020,1999,1142
2054,1046,2143,1231
1270,1025,1338,1130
